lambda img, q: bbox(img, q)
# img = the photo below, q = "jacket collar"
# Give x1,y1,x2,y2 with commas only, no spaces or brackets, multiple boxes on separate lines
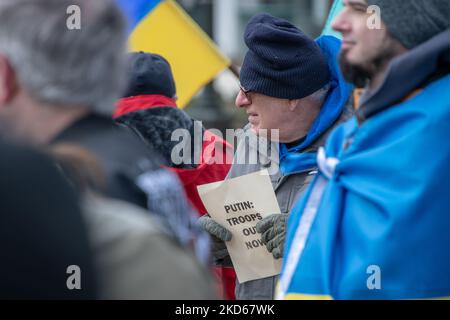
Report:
113,94,177,118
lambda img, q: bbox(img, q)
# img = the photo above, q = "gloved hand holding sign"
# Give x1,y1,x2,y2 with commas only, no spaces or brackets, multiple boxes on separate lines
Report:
198,214,233,266
256,213,289,259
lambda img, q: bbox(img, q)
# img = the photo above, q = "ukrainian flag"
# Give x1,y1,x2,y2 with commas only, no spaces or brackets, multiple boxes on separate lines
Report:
117,0,231,108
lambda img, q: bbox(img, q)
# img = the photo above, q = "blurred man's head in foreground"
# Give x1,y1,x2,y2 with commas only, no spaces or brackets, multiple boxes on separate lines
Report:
0,0,127,144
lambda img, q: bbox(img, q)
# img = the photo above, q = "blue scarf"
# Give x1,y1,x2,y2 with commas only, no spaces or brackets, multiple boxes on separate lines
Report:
279,36,353,176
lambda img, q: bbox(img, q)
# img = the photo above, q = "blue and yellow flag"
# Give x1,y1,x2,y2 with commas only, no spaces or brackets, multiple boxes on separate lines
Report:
279,74,450,300
278,0,450,300
117,0,231,108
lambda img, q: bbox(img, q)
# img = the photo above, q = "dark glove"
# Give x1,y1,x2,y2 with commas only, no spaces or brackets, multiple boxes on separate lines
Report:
198,214,233,265
255,213,289,259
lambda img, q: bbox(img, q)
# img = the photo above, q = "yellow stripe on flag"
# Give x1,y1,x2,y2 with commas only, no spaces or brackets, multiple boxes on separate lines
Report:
129,0,231,108
285,294,333,300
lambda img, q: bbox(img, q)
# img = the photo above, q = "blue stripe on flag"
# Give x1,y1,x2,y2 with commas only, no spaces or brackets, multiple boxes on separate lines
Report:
117,0,162,32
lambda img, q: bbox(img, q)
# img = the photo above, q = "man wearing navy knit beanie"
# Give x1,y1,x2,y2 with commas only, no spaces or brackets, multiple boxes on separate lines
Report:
199,13,353,300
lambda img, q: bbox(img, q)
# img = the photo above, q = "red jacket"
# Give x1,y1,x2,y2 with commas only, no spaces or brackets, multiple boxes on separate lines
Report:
169,129,236,301
114,95,237,299
169,129,233,214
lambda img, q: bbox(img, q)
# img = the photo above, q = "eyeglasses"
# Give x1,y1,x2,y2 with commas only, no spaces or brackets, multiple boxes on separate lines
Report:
239,83,252,103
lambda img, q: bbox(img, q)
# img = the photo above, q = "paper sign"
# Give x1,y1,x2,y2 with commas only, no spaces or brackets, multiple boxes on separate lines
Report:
198,170,282,284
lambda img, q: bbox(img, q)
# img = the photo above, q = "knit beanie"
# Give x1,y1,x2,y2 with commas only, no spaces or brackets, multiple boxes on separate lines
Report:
367,0,450,49
123,52,176,98
240,13,330,99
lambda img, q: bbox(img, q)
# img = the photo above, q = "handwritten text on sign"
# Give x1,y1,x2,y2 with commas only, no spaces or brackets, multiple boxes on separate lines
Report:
198,170,282,283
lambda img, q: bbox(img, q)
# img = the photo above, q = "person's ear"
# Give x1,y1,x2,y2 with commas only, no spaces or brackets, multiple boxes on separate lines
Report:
172,94,179,102
0,55,17,108
288,99,301,111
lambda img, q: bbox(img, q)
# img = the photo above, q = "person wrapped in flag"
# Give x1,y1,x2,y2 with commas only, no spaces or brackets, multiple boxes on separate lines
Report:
279,0,450,300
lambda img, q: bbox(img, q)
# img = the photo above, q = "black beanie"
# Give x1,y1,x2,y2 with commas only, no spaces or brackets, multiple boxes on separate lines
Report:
240,13,330,100
367,0,450,49
123,52,176,98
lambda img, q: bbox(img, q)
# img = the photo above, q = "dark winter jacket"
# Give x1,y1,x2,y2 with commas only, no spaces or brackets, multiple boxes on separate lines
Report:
52,114,157,206
0,142,97,299
51,114,203,254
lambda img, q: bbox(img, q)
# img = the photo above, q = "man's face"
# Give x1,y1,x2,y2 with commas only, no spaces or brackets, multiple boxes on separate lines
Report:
235,87,318,143
332,0,405,86
235,89,288,139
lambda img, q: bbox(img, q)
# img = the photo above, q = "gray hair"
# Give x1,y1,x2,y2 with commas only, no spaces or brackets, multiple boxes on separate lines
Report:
0,0,127,115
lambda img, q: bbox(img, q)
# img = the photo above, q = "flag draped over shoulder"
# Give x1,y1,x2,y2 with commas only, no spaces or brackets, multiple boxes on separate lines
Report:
117,0,231,108
277,0,450,300
279,75,450,300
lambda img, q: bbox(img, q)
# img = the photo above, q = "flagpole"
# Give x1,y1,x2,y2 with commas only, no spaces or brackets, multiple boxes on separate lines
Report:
228,64,240,79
